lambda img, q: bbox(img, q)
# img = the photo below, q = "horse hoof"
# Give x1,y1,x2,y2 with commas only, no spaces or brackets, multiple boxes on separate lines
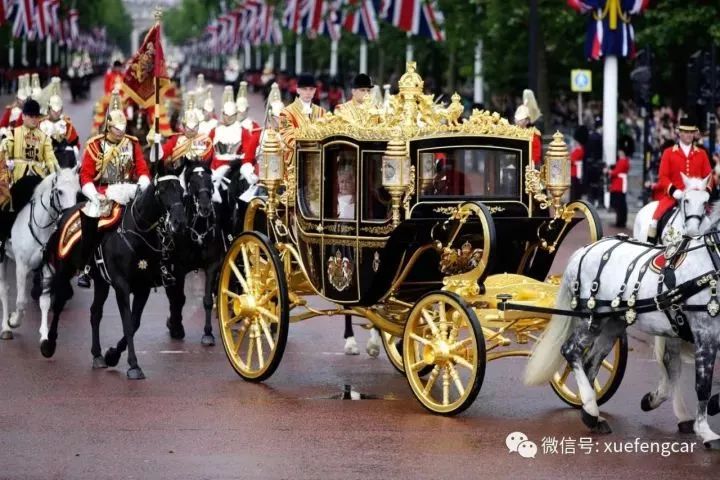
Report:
127,367,145,380
40,339,56,358
366,344,380,358
581,408,599,428
704,439,720,450
166,318,185,340
201,334,215,346
8,312,21,329
344,337,360,355
640,393,655,411
707,394,720,416
678,420,695,434
92,356,108,369
0,330,13,340
592,420,612,435
104,347,121,367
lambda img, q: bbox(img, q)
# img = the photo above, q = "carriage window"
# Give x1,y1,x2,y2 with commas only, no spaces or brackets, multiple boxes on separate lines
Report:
325,144,358,220
298,151,321,218
363,152,392,221
418,148,520,198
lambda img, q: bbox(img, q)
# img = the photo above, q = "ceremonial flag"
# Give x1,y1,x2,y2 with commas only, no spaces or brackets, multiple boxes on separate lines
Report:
283,0,309,34
304,0,341,40
122,22,170,109
11,0,34,39
36,0,50,39
0,0,11,26
342,0,379,41
380,0,445,42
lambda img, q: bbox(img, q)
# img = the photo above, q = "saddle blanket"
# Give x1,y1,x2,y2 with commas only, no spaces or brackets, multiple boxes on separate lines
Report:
57,204,123,260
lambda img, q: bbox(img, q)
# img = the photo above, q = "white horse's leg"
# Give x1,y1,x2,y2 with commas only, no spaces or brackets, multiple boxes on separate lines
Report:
0,261,11,339
38,264,53,345
344,336,360,355
693,338,720,448
366,328,381,358
9,261,29,329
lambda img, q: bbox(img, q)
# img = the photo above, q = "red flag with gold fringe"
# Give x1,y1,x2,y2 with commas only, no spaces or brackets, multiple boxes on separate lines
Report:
122,22,170,108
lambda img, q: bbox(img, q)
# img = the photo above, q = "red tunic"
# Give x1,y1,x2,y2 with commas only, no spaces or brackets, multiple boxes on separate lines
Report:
162,132,214,168
104,70,124,95
209,120,261,170
532,130,542,166
79,135,150,193
570,145,584,179
652,144,712,221
0,105,23,129
609,156,630,193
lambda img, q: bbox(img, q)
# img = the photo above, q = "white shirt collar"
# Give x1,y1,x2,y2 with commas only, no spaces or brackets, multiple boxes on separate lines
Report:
679,141,692,156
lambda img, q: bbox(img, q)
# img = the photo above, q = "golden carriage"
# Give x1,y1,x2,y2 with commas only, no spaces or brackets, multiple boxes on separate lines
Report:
216,63,626,415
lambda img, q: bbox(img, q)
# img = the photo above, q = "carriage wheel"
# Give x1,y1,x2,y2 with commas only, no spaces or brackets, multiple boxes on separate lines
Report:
565,200,603,242
217,231,289,382
402,291,486,415
381,332,433,377
549,332,628,408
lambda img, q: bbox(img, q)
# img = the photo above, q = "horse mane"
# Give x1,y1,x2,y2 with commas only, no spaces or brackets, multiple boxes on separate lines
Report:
702,199,720,234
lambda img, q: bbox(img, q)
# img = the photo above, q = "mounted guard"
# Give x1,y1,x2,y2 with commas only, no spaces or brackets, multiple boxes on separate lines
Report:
39,77,81,168
0,74,30,137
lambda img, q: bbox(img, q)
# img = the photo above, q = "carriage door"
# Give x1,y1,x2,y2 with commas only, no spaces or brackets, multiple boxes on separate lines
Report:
321,141,360,303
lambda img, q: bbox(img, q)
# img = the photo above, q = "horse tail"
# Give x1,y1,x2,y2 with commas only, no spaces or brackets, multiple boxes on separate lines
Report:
524,279,575,386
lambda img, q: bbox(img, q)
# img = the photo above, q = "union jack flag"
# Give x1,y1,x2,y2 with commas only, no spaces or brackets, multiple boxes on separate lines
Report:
379,0,444,42
282,0,309,35
0,0,12,27
305,0,341,41
342,0,379,41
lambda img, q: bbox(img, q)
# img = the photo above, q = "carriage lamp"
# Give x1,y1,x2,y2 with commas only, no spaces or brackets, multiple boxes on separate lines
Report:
542,131,571,217
382,135,412,227
419,152,435,194
257,128,284,220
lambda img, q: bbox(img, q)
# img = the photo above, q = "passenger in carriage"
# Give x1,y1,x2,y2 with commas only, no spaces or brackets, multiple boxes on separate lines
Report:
336,161,356,220
647,116,712,244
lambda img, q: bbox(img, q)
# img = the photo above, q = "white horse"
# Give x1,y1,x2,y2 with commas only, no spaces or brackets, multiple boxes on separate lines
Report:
0,168,80,341
633,174,711,242
524,211,720,448
632,174,711,430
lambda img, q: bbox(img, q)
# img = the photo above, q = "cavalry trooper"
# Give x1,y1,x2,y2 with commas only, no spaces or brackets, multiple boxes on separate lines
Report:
198,83,218,136
76,89,152,288
513,89,543,166
0,98,58,260
0,74,30,138
210,86,261,236
39,77,80,166
278,73,326,165
647,115,712,244
159,95,214,171
334,73,373,123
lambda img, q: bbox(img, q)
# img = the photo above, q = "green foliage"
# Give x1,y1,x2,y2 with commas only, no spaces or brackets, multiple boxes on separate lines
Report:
164,0,224,45
75,0,133,52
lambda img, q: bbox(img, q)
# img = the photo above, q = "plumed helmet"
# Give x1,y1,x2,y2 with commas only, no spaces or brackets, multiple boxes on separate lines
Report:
47,77,63,112
236,81,249,113
522,89,541,123
514,105,530,122
106,87,126,132
196,74,205,92
267,82,284,117
183,92,201,129
16,74,29,101
30,73,42,100
202,86,214,113
221,85,237,117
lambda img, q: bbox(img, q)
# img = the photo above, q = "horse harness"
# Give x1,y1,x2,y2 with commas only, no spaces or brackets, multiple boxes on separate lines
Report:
28,177,63,248
186,167,217,246
500,233,720,343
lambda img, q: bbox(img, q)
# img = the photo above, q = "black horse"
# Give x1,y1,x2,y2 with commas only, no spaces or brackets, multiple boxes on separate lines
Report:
165,163,224,346
41,175,187,379
53,139,79,169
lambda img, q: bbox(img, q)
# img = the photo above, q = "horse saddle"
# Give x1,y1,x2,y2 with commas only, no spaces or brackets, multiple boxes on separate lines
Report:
57,203,123,260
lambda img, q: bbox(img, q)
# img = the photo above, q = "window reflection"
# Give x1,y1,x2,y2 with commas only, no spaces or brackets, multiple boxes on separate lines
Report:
419,148,519,198
298,151,321,218
363,152,392,221
325,144,358,220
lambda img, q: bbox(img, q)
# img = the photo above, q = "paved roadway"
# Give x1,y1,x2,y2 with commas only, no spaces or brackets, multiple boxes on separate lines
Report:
1,77,718,479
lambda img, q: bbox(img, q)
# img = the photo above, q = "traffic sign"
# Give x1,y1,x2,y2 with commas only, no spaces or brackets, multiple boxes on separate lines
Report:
571,69,592,92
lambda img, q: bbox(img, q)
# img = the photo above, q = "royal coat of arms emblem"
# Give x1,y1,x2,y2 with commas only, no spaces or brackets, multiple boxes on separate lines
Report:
327,249,353,292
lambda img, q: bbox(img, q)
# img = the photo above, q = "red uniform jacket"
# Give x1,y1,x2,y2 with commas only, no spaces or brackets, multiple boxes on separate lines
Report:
0,105,23,129
570,145,584,179
162,132,214,169
209,120,261,171
532,130,542,166
104,70,124,95
80,135,150,193
657,144,712,197
609,156,630,193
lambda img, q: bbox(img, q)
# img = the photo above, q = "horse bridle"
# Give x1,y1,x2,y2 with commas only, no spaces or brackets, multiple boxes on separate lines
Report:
28,176,62,247
186,167,216,245
679,190,706,225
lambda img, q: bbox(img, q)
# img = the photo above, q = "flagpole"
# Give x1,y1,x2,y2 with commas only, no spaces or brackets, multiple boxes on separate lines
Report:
359,39,367,74
153,8,163,166
330,39,338,77
405,32,413,63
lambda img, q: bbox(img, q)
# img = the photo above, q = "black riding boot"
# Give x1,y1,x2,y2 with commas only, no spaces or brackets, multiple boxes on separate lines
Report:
77,213,99,288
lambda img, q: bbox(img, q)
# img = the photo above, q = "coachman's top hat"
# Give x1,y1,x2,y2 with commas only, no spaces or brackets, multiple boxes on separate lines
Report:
22,99,41,116
352,73,373,89
678,116,698,132
297,73,316,89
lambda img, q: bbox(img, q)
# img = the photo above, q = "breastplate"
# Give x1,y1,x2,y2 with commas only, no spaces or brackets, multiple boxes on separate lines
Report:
99,140,134,184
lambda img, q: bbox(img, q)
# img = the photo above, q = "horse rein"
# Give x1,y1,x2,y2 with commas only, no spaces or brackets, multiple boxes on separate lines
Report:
28,176,62,247
186,167,216,245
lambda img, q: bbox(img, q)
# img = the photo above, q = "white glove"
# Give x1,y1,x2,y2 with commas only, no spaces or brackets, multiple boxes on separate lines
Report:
5,159,14,170
672,189,684,200
81,182,100,203
154,133,162,145
138,175,151,192
240,162,258,185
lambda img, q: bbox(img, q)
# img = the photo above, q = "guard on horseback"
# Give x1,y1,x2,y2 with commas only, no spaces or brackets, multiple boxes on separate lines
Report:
39,78,80,168
647,116,712,244
0,74,29,138
159,94,214,171
210,85,261,238
0,98,58,261
76,89,152,288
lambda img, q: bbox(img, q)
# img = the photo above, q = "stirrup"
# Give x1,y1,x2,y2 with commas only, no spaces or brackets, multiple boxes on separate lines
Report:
77,268,92,288
160,266,175,287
